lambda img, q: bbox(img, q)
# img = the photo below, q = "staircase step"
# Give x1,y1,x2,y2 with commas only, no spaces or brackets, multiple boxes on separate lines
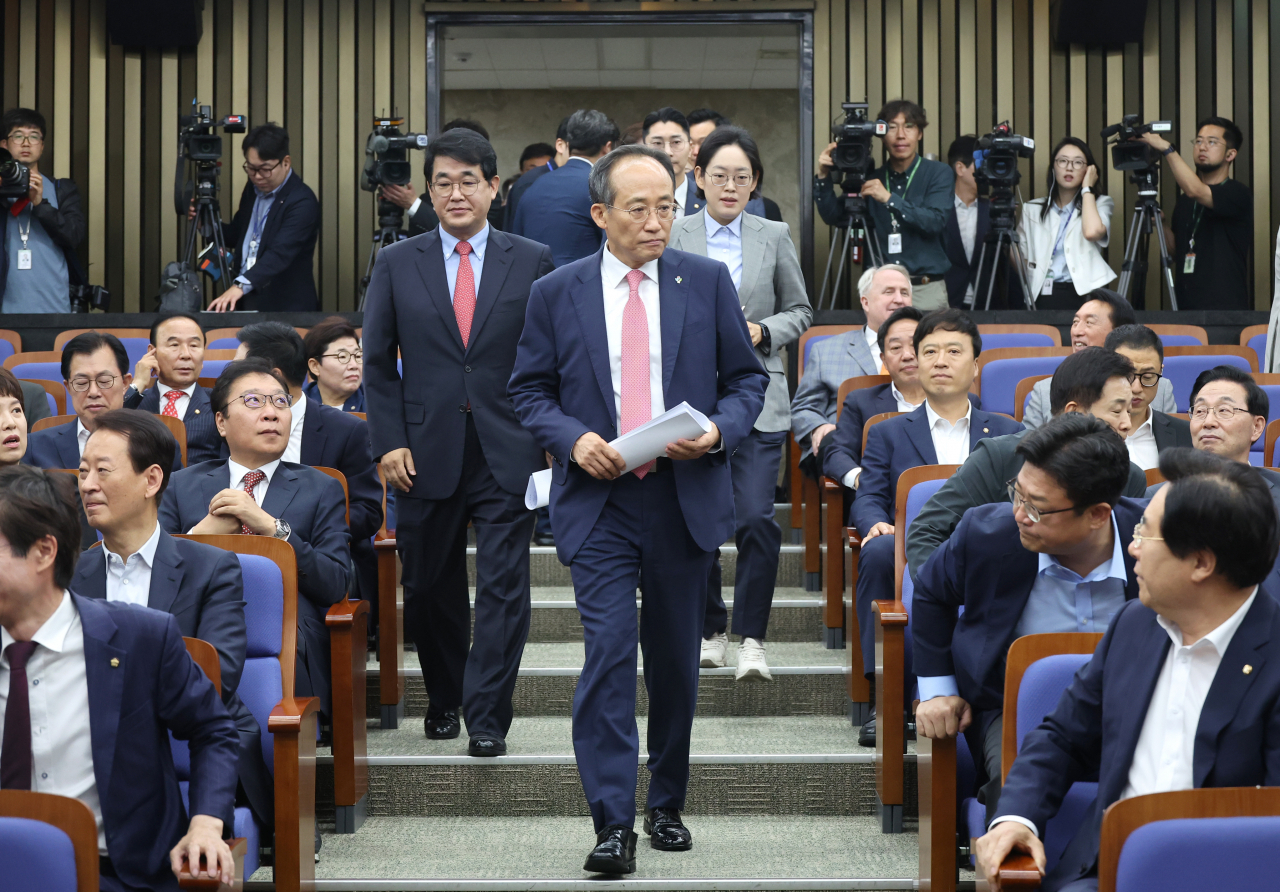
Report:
465,545,805,588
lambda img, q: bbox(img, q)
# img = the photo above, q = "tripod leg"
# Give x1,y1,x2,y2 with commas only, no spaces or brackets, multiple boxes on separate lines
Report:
1008,241,1037,311
830,225,854,311
1151,206,1179,311
1117,205,1149,301
968,242,988,310
819,227,846,310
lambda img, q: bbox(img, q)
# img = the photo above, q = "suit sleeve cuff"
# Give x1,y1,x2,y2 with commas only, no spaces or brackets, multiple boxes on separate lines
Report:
408,197,422,217
841,467,861,489
917,676,960,701
235,275,253,294
989,816,1040,838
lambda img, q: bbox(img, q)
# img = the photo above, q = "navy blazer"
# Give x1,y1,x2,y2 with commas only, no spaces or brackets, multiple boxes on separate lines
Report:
364,226,555,499
997,591,1280,891
123,384,222,464
510,158,601,267
504,162,554,232
509,246,769,563
302,379,366,414
223,174,320,311
944,197,990,307
73,594,239,891
913,499,1144,714
852,403,1022,532
23,419,183,472
823,383,900,483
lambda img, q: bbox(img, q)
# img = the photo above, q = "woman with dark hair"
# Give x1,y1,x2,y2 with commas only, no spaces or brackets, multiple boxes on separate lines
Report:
302,315,365,412
0,368,27,464
1017,136,1115,310
668,125,812,682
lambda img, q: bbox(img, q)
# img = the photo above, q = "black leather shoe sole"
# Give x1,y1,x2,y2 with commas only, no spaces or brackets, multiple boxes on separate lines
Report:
858,716,876,748
468,736,507,757
583,851,635,874
643,814,693,851
424,714,461,740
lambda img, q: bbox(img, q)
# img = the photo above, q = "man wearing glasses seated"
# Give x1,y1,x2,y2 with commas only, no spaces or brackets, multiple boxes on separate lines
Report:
24,332,181,472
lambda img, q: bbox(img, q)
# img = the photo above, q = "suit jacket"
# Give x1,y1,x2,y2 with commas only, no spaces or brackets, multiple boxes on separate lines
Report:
223,174,320,311
72,594,239,891
1024,374,1177,430
668,210,812,432
364,226,555,499
996,591,1280,891
510,158,600,267
852,404,1023,532
822,383,900,483
944,197,991,307
302,379,366,414
20,380,51,427
1150,409,1193,451
503,162,554,232
23,419,183,472
905,430,1149,582
790,329,881,446
508,246,769,562
123,384,222,464
912,498,1144,714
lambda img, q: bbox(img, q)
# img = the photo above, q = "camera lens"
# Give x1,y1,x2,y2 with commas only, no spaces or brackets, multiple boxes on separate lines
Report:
379,161,412,186
0,160,20,185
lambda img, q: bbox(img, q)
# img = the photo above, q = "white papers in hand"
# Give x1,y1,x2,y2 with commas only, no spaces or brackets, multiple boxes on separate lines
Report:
525,468,552,510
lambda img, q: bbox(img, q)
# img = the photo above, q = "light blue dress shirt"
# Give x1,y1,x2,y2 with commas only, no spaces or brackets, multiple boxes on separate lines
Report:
1047,201,1075,283
705,213,744,292
918,515,1128,703
440,223,489,302
237,169,291,294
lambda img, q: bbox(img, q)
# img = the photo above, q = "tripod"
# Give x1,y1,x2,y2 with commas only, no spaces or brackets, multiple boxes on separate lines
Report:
358,197,408,310
182,171,234,288
1117,191,1178,310
968,228,1036,311
818,193,884,311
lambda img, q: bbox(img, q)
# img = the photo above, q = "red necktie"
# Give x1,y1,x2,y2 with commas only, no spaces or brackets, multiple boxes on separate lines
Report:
1,640,38,790
241,470,266,535
620,269,654,478
162,389,183,418
454,241,476,349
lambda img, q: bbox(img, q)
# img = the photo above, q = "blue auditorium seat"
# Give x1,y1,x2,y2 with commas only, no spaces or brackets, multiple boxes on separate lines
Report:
1115,816,1280,890
0,816,79,891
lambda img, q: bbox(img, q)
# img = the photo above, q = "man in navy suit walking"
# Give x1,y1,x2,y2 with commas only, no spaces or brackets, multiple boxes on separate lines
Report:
509,145,767,873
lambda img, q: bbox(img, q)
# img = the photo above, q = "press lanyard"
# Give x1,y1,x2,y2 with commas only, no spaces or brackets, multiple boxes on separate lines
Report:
1188,202,1205,252
249,194,271,248
1051,204,1074,262
885,156,921,231
17,215,30,250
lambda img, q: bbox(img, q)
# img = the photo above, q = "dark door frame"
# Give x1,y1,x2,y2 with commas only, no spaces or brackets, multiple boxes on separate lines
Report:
426,10,816,288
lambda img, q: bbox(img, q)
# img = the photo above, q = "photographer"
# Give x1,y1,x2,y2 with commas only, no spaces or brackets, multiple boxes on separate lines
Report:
384,119,505,237
0,107,86,313
1139,116,1251,311
815,100,953,311
203,123,320,312
1017,136,1114,311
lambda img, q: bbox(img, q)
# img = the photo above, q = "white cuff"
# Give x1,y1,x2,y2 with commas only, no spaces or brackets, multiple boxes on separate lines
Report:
408,197,422,217
235,275,253,294
989,816,1040,838
842,467,862,489
917,675,960,702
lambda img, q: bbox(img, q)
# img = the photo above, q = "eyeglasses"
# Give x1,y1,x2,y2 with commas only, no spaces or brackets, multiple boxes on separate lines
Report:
1190,405,1252,422
1192,137,1226,149
707,173,755,187
69,375,120,392
232,392,293,410
5,133,42,145
1128,371,1163,388
1132,521,1164,547
1007,479,1076,524
646,137,687,151
606,204,679,223
1054,158,1088,170
322,350,362,365
243,160,282,177
430,179,483,197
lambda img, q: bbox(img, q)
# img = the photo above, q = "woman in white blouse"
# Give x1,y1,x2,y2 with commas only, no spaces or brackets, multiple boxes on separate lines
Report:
1018,137,1115,311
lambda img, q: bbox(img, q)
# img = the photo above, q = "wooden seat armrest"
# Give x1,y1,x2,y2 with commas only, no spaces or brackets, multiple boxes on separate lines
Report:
822,476,841,494
998,853,1043,889
873,599,909,627
268,696,320,892
267,695,322,733
178,838,248,890
846,527,861,547
374,534,397,549
324,597,371,628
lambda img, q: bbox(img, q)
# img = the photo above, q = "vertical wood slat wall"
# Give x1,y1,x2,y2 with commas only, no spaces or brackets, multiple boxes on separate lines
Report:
2,0,1278,311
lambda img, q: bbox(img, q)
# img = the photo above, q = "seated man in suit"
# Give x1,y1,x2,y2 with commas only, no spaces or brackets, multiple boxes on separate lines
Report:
123,312,222,464
976,447,1280,892
0,464,239,891
1022,290,1176,430
853,308,1023,745
791,264,914,465
1104,324,1191,470
914,413,1144,828
72,409,272,827
906,347,1153,582
159,359,351,717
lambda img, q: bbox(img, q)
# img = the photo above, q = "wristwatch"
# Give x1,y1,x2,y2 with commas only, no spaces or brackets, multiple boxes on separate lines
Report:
1080,186,1092,195
273,518,291,540
1162,145,1177,156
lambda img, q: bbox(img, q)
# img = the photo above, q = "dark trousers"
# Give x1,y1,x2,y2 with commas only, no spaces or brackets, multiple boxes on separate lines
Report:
569,467,714,831
295,610,332,718
1036,279,1087,312
962,708,1005,828
855,533,896,677
396,414,536,739
703,429,786,641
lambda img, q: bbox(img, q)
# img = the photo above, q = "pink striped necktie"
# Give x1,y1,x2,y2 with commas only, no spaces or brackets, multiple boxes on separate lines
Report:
454,240,476,349
620,268,654,478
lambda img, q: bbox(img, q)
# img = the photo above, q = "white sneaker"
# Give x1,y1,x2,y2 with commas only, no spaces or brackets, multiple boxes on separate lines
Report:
700,632,728,668
735,637,773,681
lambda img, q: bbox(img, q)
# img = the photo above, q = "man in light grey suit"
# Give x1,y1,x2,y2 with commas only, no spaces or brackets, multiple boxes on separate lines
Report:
668,125,813,677
790,264,913,459
1022,289,1175,429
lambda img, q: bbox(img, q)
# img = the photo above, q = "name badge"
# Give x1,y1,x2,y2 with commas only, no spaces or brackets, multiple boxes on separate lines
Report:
1041,278,1055,297
16,249,31,270
887,232,903,254
1183,253,1196,274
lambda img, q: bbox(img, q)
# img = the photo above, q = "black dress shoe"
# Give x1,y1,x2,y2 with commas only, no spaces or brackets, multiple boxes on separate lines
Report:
643,807,692,851
468,736,507,757
583,825,637,874
858,710,876,748
424,710,460,739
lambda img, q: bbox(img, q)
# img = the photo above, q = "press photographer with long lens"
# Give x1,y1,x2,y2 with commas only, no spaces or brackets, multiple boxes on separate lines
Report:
0,107,88,313
1137,116,1251,311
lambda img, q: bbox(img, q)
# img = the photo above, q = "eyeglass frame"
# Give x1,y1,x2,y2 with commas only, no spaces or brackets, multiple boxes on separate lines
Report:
605,203,680,223
321,350,363,365
1129,371,1163,388
1188,404,1255,422
68,374,122,392
428,178,486,197
228,392,294,411
4,133,43,146
645,136,687,150
1007,478,1077,523
1132,520,1164,547
1191,136,1227,149
1053,157,1088,170
706,172,757,187
242,159,283,178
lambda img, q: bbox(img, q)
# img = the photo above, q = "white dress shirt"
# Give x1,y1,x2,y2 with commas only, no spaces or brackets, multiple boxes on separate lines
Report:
705,213,744,291
925,399,973,465
1126,410,1160,471
954,194,980,305
76,419,91,460
0,591,106,851
102,523,161,608
674,176,689,219
228,457,283,506
864,326,883,371
840,382,923,489
600,245,665,426
440,222,489,301
156,381,198,421
282,393,306,464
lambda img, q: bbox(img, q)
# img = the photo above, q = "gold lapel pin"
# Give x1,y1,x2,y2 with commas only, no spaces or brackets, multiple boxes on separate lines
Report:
1243,664,1253,674
194,409,200,415
110,658,120,668
983,427,989,433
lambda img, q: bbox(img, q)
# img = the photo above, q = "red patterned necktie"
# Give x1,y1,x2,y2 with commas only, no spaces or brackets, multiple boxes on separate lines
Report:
454,240,476,349
620,269,654,478
240,470,266,535
162,389,183,418
0,640,38,790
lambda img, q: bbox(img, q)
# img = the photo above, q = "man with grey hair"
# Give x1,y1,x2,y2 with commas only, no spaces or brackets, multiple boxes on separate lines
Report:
511,108,619,266
790,263,913,463
510,144,767,874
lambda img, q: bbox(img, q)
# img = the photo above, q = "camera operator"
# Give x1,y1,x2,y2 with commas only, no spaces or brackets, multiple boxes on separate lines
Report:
1138,116,1251,311
1017,136,1114,311
384,119,506,237
815,100,953,311
201,123,320,312
0,107,86,313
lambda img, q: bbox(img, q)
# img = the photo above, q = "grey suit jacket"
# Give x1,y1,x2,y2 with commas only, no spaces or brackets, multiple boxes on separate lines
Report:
669,210,812,432
1023,373,1176,430
790,327,880,446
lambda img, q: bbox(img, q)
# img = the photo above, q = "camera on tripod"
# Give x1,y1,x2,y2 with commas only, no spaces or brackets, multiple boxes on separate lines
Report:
1101,115,1172,172
831,102,885,191
0,148,30,200
179,104,247,164
172,99,245,294
360,116,428,192
974,122,1034,234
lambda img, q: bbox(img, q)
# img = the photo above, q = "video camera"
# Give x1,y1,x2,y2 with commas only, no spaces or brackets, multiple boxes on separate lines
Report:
973,122,1034,231
360,116,428,192
173,99,245,215
1101,115,1172,171
830,102,885,191
0,148,30,200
